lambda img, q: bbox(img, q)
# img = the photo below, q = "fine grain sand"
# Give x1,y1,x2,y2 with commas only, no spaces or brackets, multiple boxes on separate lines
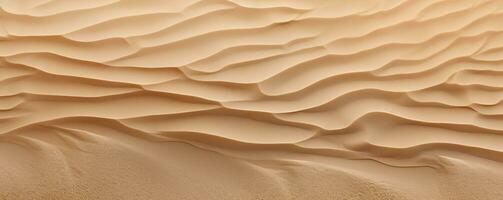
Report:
2,0,503,199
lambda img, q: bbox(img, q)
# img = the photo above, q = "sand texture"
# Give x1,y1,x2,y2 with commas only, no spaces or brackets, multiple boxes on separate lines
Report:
2,0,503,199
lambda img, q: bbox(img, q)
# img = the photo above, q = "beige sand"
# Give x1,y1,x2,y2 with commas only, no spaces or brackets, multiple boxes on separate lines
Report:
2,0,503,199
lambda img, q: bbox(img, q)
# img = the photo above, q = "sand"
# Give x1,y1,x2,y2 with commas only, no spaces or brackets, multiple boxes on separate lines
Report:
1,0,503,199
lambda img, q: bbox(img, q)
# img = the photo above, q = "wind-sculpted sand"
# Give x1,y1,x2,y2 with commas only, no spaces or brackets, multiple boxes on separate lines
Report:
2,0,503,199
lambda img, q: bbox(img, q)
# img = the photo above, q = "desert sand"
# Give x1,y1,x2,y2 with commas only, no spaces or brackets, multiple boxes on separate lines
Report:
1,0,503,199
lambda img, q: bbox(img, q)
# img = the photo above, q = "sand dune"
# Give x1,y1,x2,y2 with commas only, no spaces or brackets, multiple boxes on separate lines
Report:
2,0,503,199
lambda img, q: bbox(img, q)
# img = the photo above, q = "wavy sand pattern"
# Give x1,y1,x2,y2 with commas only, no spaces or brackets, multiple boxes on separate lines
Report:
2,0,503,199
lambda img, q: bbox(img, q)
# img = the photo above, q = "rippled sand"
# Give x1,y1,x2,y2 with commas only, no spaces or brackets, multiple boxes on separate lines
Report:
2,0,503,199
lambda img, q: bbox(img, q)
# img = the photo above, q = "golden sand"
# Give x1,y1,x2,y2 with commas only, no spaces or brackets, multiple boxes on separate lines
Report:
1,0,503,199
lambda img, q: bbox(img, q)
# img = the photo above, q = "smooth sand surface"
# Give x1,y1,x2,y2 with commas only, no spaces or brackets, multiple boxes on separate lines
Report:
2,0,503,199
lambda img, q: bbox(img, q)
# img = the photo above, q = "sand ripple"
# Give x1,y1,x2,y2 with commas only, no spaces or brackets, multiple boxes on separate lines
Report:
2,0,503,199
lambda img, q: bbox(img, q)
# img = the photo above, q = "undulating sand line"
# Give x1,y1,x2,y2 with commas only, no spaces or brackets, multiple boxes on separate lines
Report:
1,0,503,199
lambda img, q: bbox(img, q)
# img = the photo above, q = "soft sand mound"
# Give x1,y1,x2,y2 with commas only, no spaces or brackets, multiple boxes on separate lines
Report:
2,0,503,199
